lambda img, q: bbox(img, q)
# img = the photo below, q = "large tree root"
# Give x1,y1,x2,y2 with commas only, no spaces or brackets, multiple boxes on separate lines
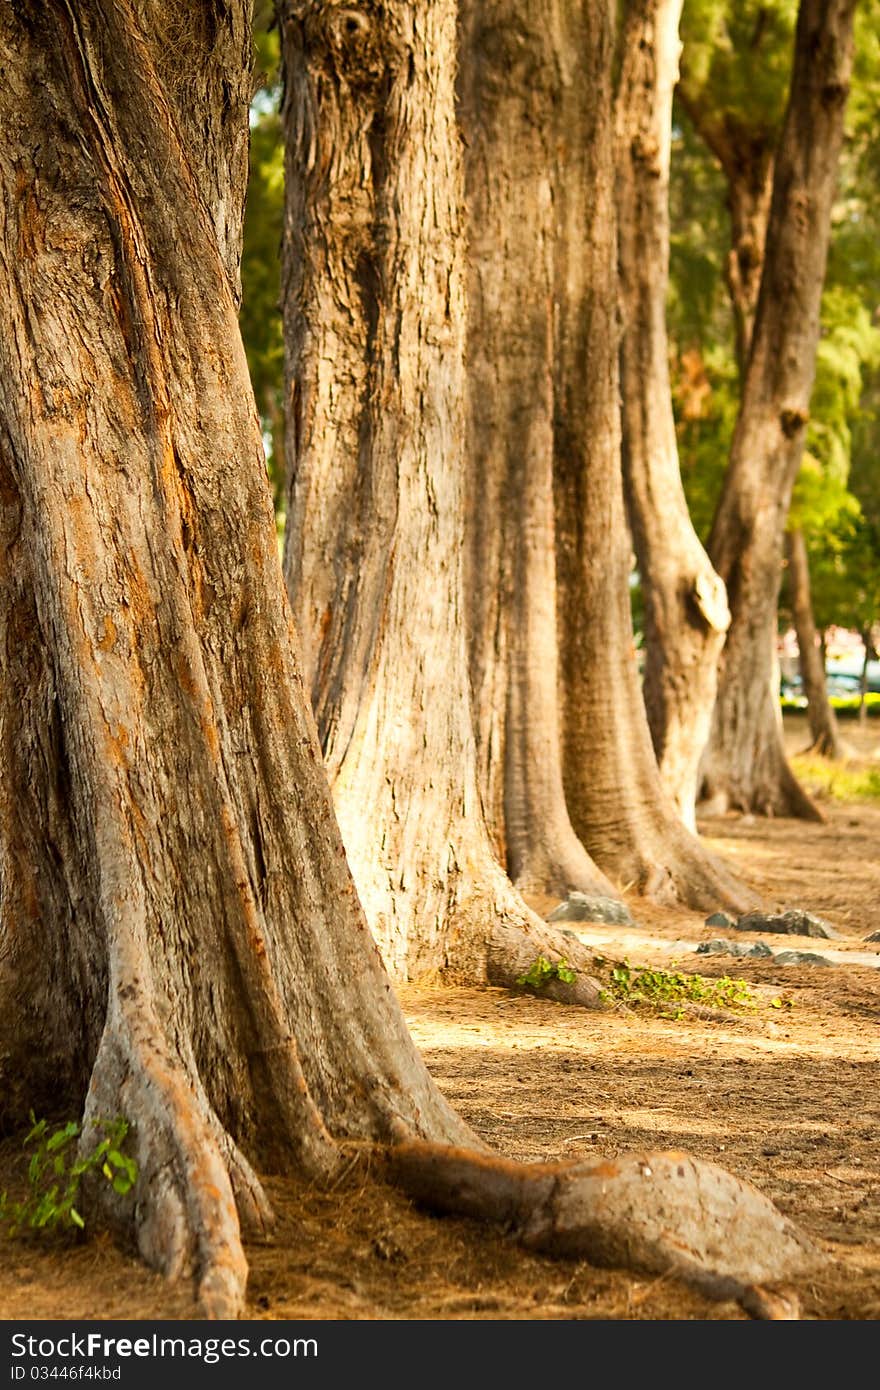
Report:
447,867,609,1009
82,966,339,1318
699,720,825,824
84,1024,268,1318
387,1141,820,1316
612,825,761,916
484,919,607,1008
566,773,762,916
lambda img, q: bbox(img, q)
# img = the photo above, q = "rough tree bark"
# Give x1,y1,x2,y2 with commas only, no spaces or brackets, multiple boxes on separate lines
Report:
0,0,483,1317
699,0,855,818
616,0,730,833
552,0,754,911
785,527,843,756
279,0,606,994
457,0,618,903
0,0,819,1321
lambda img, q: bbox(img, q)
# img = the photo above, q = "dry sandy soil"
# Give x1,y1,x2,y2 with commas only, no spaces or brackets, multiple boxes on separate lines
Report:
1,714,878,1322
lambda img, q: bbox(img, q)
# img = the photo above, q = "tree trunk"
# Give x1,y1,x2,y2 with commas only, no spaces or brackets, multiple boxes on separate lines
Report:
675,90,776,382
724,164,776,381
0,0,817,1322
616,0,730,834
786,527,842,756
457,1,617,903
858,630,873,725
701,0,856,819
680,41,830,817
263,385,287,519
680,71,840,786
279,0,605,996
552,0,754,912
0,0,476,1318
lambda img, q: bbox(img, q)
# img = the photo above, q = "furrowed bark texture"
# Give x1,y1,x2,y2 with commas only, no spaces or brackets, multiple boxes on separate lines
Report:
280,0,605,998
617,0,730,833
700,0,855,818
552,0,754,912
0,0,475,1318
0,0,820,1320
458,0,616,901
786,528,842,756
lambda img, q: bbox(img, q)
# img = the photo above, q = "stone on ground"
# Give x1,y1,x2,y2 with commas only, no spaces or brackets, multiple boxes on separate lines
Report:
734,909,841,940
547,893,633,926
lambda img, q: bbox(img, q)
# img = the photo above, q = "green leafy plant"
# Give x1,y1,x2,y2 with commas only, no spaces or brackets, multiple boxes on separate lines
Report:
516,955,578,990
596,958,755,1014
790,753,880,802
0,1114,137,1237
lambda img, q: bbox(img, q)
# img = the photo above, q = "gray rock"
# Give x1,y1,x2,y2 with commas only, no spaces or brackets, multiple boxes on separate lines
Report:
748,941,774,959
772,950,831,967
705,911,736,930
864,932,880,944
697,938,785,962
547,893,634,926
734,909,841,940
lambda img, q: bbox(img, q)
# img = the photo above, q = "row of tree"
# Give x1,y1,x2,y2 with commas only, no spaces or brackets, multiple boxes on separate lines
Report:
670,0,880,755
249,3,879,805
244,0,864,953
0,0,867,1316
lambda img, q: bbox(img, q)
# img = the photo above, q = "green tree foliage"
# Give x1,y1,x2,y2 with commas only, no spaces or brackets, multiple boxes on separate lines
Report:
668,0,880,633
678,0,796,140
666,108,737,543
791,289,880,532
804,370,880,644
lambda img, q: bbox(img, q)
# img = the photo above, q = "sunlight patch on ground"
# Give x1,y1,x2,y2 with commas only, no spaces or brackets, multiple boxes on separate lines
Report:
700,837,793,864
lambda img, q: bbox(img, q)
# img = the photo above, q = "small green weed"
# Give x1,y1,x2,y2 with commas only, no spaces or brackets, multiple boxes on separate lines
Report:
0,1114,137,1237
517,955,577,990
594,957,755,1015
790,754,880,804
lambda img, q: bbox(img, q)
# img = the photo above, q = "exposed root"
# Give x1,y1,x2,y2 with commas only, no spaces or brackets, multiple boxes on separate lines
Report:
83,957,337,1317
699,739,825,825
740,1285,802,1320
83,1019,263,1318
448,871,609,1009
570,786,761,916
488,943,608,1009
387,1141,821,1313
626,832,761,916
804,732,847,761
508,832,622,908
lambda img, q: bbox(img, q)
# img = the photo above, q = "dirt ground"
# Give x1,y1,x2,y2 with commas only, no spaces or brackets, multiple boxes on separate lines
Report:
1,713,878,1322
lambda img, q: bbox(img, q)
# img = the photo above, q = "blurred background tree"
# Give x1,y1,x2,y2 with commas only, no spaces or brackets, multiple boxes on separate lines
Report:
667,0,880,648
241,3,285,516
239,2,879,661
